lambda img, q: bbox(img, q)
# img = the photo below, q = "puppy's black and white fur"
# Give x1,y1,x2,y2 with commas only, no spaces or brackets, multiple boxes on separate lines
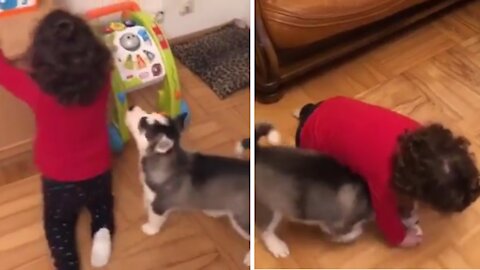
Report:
239,123,373,258
125,106,250,265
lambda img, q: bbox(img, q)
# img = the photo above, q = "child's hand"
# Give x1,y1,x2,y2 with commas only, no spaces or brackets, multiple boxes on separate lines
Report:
399,227,423,248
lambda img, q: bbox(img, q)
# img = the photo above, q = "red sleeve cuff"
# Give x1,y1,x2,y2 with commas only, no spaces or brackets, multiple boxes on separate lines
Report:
386,227,406,246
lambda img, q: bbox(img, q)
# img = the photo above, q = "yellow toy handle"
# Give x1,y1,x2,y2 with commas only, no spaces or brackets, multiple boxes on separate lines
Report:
84,1,140,20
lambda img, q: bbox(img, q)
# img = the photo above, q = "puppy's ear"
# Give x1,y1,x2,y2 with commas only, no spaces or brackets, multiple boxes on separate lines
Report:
139,116,148,131
298,103,317,122
174,112,188,132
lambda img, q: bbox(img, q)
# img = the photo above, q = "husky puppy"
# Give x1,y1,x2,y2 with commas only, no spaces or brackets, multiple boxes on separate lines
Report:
240,123,373,258
125,106,250,265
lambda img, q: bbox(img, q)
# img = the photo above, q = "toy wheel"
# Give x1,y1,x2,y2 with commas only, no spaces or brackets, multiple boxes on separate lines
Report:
109,124,124,153
180,100,190,126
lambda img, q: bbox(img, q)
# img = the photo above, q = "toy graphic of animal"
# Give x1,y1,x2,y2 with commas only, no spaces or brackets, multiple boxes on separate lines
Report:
0,0,38,14
239,123,373,258
0,0,17,10
295,96,480,247
125,105,251,266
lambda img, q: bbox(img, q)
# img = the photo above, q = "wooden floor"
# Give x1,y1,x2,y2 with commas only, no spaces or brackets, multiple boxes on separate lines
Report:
0,63,250,270
255,1,480,269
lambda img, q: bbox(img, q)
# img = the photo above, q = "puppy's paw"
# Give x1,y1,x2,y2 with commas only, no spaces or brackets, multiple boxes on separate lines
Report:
141,223,160,235
243,251,250,266
263,234,290,258
292,108,301,119
91,228,111,268
331,226,363,243
203,210,227,218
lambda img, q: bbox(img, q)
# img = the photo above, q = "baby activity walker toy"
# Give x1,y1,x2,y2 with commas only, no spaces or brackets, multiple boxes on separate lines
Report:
85,1,189,152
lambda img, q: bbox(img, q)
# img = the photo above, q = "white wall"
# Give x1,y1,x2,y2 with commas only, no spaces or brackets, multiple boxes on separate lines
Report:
61,0,250,39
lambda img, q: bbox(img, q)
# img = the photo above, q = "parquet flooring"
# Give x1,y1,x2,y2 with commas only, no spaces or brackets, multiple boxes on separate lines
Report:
0,63,250,270
255,1,480,268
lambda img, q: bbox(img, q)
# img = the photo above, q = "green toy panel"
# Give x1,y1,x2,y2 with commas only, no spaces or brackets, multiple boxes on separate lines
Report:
129,11,182,117
92,10,183,144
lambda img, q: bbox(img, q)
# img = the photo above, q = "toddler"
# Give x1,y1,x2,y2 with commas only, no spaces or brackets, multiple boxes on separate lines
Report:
295,96,480,247
0,10,114,270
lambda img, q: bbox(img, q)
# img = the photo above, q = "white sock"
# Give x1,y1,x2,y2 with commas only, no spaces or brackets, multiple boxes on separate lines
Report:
91,228,112,268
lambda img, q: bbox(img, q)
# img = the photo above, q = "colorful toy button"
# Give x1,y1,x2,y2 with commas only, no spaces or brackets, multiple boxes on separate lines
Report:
119,33,141,52
136,55,147,69
104,34,116,51
117,93,126,104
152,26,162,35
110,22,126,31
124,55,134,70
103,26,114,34
139,72,150,79
137,29,150,42
123,20,136,27
143,50,156,61
175,91,182,100
152,63,162,76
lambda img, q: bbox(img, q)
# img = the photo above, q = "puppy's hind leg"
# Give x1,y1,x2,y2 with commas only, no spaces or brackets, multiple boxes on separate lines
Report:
330,222,364,244
142,182,154,210
259,211,290,258
229,214,250,266
229,214,250,240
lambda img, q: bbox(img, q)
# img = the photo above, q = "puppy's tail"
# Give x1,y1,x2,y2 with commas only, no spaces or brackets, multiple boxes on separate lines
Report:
235,123,281,155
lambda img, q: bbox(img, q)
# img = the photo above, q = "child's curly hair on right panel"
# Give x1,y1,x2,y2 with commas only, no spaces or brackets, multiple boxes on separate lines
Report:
392,124,480,212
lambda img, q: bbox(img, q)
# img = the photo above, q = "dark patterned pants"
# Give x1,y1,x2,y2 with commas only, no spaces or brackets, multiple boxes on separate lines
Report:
42,171,115,270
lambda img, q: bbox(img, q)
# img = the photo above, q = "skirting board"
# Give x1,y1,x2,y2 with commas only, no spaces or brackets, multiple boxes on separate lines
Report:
0,139,33,162
169,18,249,45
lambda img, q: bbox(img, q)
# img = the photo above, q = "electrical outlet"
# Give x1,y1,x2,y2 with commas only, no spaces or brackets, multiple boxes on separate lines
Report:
179,0,194,16
155,10,165,24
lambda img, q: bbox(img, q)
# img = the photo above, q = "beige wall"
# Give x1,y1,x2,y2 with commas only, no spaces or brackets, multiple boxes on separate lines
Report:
0,0,54,161
59,0,250,39
0,88,34,160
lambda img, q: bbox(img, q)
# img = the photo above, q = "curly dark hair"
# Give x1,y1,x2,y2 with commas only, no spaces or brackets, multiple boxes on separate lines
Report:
294,102,322,147
392,124,480,213
29,9,112,106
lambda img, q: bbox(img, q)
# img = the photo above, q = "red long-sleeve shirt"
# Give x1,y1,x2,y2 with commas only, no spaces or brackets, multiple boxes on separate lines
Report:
0,50,111,181
299,96,421,246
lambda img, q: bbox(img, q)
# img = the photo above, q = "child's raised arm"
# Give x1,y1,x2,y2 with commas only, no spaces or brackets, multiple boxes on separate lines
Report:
0,49,40,107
